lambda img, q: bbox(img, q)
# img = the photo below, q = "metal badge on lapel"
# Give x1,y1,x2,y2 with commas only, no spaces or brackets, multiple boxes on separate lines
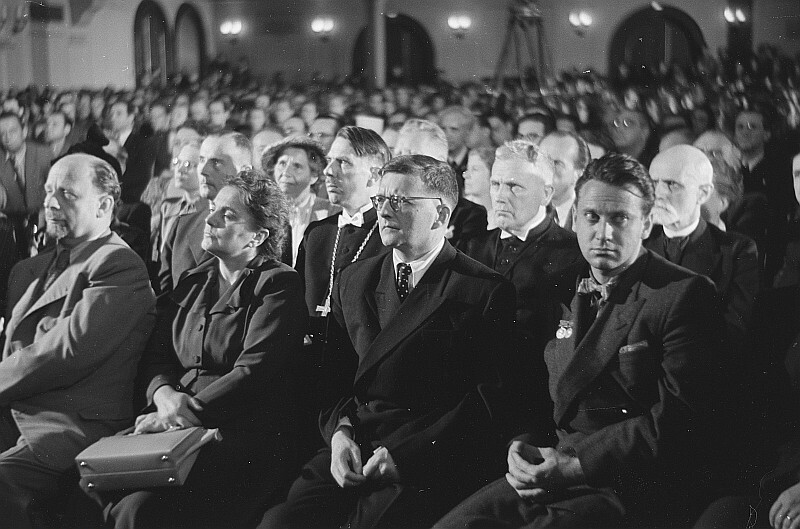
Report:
556,320,573,339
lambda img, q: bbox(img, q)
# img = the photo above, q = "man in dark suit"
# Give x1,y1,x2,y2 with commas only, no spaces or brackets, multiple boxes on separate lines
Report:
158,131,252,295
435,152,724,528
264,155,517,529
441,106,474,192
394,119,487,250
465,140,582,432
646,144,759,346
0,153,156,528
0,111,52,312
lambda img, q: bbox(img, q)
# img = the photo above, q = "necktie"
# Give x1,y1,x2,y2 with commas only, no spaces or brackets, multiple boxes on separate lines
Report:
664,236,687,263
396,263,412,302
43,246,71,292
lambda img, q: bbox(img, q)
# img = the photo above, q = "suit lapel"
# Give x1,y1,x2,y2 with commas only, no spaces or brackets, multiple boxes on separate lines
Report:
0,157,25,211
353,244,454,383
374,255,399,330
552,256,649,425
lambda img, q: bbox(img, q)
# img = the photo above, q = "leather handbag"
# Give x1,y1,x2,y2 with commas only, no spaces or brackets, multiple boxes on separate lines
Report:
75,427,222,492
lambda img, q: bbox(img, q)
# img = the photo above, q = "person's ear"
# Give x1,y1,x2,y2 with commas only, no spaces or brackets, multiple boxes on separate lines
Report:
432,203,451,230
97,195,115,218
542,184,554,206
641,211,653,240
697,183,714,206
250,229,269,248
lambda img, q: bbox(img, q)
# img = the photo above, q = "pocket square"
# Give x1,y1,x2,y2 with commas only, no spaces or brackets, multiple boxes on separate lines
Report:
619,340,648,354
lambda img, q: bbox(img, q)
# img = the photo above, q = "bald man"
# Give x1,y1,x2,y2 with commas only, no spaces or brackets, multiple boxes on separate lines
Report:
645,144,758,345
395,119,487,250
159,131,253,294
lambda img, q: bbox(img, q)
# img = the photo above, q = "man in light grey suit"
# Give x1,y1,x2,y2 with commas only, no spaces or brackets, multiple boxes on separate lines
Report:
0,153,156,528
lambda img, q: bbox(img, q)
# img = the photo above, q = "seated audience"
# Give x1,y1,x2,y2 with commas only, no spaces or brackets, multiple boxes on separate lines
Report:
607,108,659,168
515,112,555,144
439,105,475,190
100,172,305,529
156,142,202,264
0,153,156,528
702,156,745,232
263,155,517,529
435,152,725,528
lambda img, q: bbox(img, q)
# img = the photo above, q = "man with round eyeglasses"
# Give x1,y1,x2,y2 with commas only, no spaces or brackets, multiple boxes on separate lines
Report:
264,154,517,529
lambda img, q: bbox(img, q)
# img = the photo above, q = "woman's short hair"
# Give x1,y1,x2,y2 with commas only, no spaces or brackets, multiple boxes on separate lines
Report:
225,169,290,259
261,135,327,182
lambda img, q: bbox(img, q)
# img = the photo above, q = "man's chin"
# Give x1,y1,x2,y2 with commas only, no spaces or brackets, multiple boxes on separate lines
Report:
46,226,68,240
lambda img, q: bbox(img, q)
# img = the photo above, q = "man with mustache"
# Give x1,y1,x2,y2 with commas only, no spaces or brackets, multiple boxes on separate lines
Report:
645,144,759,346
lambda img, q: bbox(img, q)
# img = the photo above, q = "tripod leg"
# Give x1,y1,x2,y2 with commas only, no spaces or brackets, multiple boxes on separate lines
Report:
511,20,528,92
493,17,517,94
522,20,541,91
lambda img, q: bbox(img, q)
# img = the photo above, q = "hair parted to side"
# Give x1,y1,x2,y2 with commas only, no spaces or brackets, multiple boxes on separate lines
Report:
379,154,458,210
496,139,556,185
336,126,392,166
544,130,591,172
224,169,290,259
575,152,655,215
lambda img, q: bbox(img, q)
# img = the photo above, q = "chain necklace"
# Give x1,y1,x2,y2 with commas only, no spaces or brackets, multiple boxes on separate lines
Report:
315,221,378,315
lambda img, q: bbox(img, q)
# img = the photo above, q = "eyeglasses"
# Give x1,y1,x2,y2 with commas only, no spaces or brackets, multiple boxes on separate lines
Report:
611,118,637,128
371,194,443,213
173,159,198,171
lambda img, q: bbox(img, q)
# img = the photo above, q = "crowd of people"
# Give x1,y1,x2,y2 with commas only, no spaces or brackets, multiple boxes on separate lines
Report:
0,43,798,528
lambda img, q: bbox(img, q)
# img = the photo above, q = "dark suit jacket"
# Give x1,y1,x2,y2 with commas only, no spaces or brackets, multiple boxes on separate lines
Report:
143,255,306,435
465,218,582,436
295,208,387,317
158,200,211,295
544,251,723,523
322,242,517,491
2,232,156,469
448,197,487,251
120,127,156,203
645,220,759,345
0,141,51,217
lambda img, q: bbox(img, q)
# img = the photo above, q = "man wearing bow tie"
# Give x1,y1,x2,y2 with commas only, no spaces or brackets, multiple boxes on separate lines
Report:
0,153,155,528
436,152,725,528
464,140,581,432
265,154,516,529
294,126,392,461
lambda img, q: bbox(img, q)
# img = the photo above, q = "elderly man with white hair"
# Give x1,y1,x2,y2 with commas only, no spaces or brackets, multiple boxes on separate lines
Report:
645,144,758,345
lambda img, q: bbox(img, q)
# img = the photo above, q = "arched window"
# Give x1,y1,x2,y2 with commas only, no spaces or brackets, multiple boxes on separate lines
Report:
353,14,436,85
134,0,171,86
609,6,705,79
175,3,206,79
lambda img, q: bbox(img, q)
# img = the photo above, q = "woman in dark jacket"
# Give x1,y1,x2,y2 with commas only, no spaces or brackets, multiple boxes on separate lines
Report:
103,170,306,529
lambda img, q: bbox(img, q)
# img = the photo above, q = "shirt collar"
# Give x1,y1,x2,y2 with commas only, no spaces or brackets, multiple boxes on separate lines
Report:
60,227,113,264
338,202,373,228
449,146,468,166
662,215,700,239
500,206,547,240
392,237,446,289
6,143,25,162
554,196,574,228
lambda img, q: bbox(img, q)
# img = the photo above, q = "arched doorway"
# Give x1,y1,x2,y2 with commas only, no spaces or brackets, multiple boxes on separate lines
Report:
353,14,436,85
134,0,171,86
609,6,705,79
174,3,206,79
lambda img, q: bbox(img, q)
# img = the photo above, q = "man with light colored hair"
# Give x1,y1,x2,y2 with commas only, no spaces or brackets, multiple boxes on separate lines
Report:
395,118,487,250
465,139,581,425
645,144,758,344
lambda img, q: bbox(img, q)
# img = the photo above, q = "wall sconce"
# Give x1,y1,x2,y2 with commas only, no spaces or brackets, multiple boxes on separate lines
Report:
311,17,334,41
447,15,471,39
568,11,592,37
12,4,27,34
723,7,747,24
220,19,242,44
